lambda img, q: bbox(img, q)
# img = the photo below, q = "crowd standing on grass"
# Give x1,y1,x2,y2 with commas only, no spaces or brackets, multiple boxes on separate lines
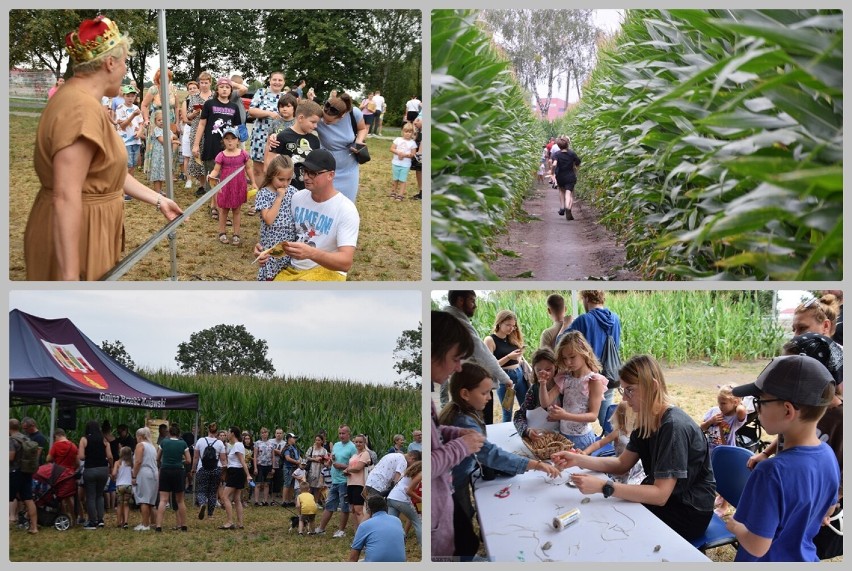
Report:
431,292,844,562
24,14,422,282
10,418,421,553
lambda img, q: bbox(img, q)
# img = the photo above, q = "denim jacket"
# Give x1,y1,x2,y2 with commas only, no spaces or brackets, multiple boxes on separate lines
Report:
450,412,529,489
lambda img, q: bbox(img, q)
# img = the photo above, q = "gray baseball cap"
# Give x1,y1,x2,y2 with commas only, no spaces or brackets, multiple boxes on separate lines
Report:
732,355,834,406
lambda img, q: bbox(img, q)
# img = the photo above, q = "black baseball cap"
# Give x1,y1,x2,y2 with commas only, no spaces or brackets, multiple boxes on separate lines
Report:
732,355,834,406
301,149,336,172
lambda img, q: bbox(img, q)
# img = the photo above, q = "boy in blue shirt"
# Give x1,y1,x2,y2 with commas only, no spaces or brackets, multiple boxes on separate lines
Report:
729,355,840,561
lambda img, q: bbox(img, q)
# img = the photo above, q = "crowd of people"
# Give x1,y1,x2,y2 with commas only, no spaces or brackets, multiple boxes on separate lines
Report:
431,290,843,562
10,416,422,561
26,15,424,281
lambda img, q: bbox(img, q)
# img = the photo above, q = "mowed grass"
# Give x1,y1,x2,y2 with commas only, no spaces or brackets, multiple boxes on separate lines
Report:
9,498,422,561
8,112,421,281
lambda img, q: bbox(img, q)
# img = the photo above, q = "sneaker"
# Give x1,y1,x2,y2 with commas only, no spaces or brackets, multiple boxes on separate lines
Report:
332,530,346,538
122,523,128,529
314,528,326,535
558,208,565,216
134,524,150,531
199,505,206,520
195,188,206,198
83,521,98,530
184,180,193,189
412,193,422,200
270,500,278,506
565,208,574,221
97,520,105,528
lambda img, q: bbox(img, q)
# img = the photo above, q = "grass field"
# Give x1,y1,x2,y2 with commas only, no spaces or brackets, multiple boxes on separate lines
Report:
8,111,421,281
9,496,422,561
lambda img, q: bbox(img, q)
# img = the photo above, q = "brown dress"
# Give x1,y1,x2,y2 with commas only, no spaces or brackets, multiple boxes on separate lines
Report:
24,84,127,280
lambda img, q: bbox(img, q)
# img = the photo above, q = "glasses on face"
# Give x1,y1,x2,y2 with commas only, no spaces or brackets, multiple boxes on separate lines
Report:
303,169,329,178
754,396,795,411
323,102,342,117
617,385,637,398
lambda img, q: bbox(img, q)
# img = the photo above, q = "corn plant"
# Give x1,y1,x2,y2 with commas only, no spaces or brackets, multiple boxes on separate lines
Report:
558,9,842,280
468,290,785,366
10,373,420,454
432,9,544,280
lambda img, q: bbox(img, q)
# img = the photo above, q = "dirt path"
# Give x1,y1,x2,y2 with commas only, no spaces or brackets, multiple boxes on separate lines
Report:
489,181,639,280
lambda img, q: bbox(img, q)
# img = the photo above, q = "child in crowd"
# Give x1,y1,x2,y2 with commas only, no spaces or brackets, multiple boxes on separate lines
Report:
513,347,561,439
581,401,646,485
268,93,299,139
700,384,747,516
265,100,323,190
254,156,297,280
115,85,143,176
207,127,257,246
112,446,133,529
294,472,316,535
179,80,200,188
389,123,418,201
149,110,179,195
729,355,840,561
539,331,607,450
387,459,422,545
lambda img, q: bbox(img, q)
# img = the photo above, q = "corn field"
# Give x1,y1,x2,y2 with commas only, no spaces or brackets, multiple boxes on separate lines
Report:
431,9,544,280
457,290,785,366
10,373,420,453
557,9,842,280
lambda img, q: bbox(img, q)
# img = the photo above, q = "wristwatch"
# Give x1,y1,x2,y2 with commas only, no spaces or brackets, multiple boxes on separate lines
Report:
602,479,616,498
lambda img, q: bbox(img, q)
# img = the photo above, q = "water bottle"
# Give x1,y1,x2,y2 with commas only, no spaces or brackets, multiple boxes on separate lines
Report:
249,479,256,488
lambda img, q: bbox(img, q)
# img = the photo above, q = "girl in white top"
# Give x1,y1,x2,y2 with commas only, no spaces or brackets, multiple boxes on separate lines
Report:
539,331,607,451
220,426,252,530
112,446,133,529
387,460,422,545
581,401,646,485
389,123,418,201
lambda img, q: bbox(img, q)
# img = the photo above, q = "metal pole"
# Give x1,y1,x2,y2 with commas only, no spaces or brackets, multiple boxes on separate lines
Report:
49,398,57,445
156,9,177,281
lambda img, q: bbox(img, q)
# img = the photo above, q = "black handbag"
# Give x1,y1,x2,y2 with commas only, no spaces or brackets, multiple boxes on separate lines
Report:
349,112,370,164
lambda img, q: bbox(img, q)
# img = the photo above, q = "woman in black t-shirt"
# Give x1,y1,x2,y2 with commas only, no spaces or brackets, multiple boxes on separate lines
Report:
483,310,527,423
552,354,716,541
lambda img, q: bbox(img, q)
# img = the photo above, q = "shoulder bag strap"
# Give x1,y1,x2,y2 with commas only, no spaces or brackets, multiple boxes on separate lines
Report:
349,111,358,142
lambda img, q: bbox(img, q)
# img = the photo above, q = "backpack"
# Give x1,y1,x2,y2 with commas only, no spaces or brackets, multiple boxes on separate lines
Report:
201,438,219,470
599,327,622,390
12,433,40,474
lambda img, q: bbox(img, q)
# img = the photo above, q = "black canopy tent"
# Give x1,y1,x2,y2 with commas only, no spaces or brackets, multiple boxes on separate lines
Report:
9,309,199,441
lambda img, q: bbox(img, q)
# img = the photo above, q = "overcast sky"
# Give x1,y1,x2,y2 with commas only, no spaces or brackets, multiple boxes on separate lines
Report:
9,290,420,386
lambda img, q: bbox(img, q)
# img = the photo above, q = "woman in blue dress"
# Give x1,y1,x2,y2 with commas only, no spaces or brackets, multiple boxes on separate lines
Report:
315,93,368,203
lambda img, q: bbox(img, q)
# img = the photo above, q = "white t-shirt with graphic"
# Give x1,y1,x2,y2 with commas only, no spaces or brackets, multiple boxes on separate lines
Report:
115,103,143,146
290,190,360,276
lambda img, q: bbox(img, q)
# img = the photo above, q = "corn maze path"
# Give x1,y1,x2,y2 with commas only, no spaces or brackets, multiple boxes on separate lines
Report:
490,181,640,281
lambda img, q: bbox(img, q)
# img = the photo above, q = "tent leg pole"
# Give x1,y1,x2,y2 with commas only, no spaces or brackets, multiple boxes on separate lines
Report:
49,398,57,444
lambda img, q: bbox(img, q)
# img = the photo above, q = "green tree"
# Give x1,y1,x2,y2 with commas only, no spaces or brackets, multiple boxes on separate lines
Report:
100,340,136,370
175,324,275,376
10,9,99,80
392,322,422,389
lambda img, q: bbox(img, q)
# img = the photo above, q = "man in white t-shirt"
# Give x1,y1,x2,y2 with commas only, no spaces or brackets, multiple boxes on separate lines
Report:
254,149,360,281
371,90,386,136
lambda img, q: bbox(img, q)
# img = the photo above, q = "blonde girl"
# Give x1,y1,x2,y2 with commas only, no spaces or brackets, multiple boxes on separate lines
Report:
483,309,527,423
552,355,716,542
112,446,133,528
439,362,560,557
254,155,297,280
581,401,646,485
540,331,607,450
207,128,257,246
148,110,179,194
513,347,561,440
792,297,835,337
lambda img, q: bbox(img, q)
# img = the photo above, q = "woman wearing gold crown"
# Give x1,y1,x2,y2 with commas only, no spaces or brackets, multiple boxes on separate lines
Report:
24,15,182,280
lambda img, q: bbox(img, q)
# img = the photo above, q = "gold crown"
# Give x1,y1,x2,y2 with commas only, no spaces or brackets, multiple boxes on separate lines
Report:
65,16,124,65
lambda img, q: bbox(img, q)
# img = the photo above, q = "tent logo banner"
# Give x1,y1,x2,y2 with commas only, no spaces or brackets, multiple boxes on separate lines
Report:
40,339,109,390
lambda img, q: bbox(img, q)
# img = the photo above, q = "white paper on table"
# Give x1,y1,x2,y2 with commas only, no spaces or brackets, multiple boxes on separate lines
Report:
526,406,560,432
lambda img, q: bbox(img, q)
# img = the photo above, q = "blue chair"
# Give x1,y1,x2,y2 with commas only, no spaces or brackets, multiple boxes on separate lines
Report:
689,445,753,552
590,403,618,457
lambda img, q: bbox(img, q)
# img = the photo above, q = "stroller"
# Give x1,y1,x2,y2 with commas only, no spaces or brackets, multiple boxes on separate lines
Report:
735,397,767,453
20,463,78,531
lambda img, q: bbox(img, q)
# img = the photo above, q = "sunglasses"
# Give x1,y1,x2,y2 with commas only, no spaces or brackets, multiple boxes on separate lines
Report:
303,169,329,178
323,101,342,117
754,396,798,411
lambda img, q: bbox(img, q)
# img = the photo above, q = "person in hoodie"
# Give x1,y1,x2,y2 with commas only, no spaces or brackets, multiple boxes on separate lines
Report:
556,290,621,429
